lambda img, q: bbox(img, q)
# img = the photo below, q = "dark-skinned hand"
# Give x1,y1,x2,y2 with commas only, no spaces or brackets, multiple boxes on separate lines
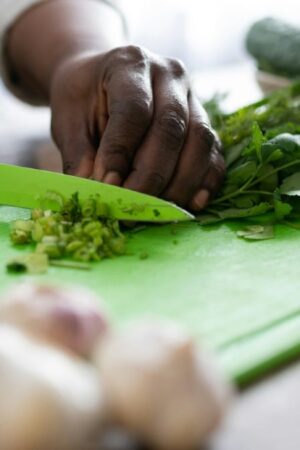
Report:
50,45,225,211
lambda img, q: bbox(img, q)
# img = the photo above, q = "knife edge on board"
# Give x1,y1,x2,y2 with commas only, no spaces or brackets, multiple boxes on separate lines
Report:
0,164,194,223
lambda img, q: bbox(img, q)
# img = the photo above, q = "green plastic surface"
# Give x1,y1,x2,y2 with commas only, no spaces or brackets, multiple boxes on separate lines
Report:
1,206,300,385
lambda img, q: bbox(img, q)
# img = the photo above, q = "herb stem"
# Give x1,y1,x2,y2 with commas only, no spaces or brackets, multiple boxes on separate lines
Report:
281,220,300,230
248,159,300,189
212,159,300,205
212,166,262,205
241,190,274,196
49,260,91,271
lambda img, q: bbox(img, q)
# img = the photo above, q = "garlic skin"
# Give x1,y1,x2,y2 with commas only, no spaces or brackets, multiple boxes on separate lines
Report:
0,324,106,450
0,283,109,358
95,321,232,450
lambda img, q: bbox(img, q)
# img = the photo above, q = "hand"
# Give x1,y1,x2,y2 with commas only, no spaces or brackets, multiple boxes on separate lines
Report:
50,45,225,211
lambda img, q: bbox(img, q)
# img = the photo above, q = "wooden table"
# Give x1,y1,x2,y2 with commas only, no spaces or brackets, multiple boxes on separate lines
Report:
1,63,300,450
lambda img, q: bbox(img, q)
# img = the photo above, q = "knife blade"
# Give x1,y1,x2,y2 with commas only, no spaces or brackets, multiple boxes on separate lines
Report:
0,164,194,222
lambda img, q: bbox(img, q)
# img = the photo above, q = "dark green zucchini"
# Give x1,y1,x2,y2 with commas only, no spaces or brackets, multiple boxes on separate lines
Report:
246,17,300,78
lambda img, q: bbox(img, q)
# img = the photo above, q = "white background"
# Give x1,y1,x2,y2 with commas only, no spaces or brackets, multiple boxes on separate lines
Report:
0,0,299,142
120,0,300,69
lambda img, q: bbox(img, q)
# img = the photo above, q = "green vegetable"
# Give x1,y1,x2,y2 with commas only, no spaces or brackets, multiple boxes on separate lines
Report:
198,82,300,239
139,251,149,260
203,93,227,128
49,260,91,271
280,172,300,196
6,253,49,274
8,193,126,274
237,225,274,241
246,17,300,78
10,220,34,244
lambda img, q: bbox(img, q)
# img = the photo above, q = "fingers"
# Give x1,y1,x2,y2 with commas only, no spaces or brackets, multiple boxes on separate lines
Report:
51,109,96,178
163,93,225,210
123,64,189,196
93,47,153,184
189,147,225,211
50,47,225,209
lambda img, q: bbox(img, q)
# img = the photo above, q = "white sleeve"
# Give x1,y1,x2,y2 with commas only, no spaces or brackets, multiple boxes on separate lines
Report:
0,0,47,104
0,0,125,105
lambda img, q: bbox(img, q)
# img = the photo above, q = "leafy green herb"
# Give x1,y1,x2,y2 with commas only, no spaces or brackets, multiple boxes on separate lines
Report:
198,202,271,224
274,197,293,221
202,92,227,128
197,82,300,235
280,172,300,196
251,121,265,163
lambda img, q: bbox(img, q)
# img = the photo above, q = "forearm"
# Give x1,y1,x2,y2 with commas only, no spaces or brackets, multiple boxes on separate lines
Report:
6,0,126,104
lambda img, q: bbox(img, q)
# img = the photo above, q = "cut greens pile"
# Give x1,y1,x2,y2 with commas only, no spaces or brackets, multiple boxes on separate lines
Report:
7,193,126,274
199,82,300,239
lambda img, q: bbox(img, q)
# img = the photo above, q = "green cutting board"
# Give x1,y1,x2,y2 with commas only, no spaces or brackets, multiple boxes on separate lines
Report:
1,206,300,386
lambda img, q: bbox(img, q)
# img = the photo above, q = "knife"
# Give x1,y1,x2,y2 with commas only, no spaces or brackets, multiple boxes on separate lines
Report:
0,164,194,222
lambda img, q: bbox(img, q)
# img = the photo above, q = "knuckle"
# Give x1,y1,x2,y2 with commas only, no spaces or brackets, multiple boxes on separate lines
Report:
194,122,216,149
167,58,187,78
214,134,223,152
125,45,147,61
191,121,216,150
203,153,226,193
212,151,226,181
108,45,148,70
157,109,187,143
110,97,152,127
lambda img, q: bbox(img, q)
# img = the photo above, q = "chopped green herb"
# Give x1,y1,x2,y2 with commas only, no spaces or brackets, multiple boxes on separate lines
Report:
49,260,91,271
139,251,149,260
6,253,49,274
237,225,274,241
8,193,127,274
280,172,300,196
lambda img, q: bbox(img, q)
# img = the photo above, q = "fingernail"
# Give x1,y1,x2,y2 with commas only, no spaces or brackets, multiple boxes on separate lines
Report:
191,189,210,211
92,163,106,181
103,171,122,186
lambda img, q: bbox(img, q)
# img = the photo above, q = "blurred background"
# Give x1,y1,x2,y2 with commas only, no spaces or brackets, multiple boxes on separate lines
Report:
121,0,298,69
0,0,299,167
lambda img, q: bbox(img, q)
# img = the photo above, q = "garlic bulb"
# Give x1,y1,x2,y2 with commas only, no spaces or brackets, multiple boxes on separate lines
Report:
0,283,109,358
0,323,106,450
95,320,232,450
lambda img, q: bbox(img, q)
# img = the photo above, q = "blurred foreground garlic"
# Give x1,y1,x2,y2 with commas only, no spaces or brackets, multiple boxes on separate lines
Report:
0,283,232,450
0,283,108,358
95,320,232,450
0,283,110,450
0,323,106,450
